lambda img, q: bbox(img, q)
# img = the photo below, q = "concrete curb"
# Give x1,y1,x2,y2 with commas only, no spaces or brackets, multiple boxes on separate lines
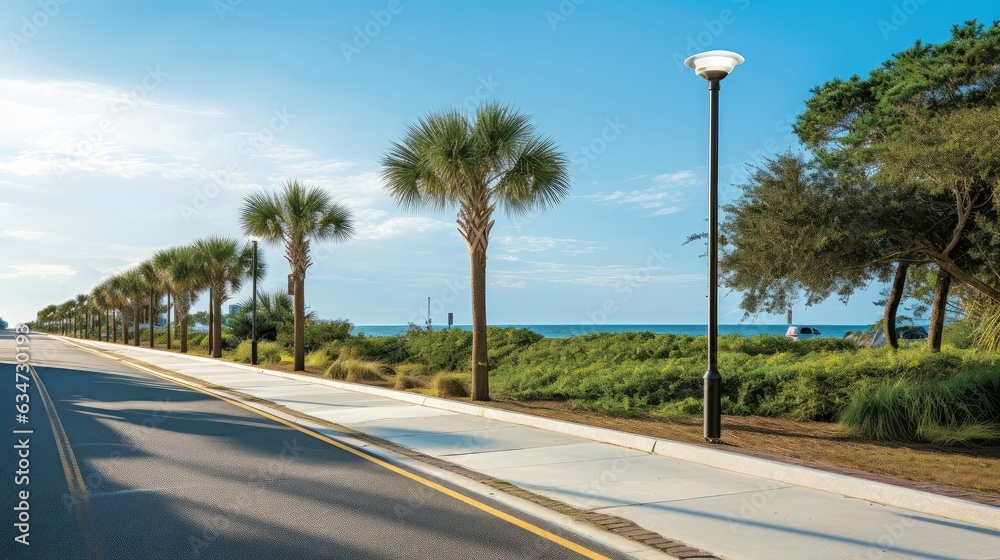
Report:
67,337,1000,531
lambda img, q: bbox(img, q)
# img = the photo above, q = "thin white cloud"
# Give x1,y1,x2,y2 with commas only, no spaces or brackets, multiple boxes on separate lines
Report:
492,280,527,289
0,230,52,240
583,168,702,216
647,206,682,217
0,264,76,279
355,216,452,240
492,257,701,289
495,236,604,255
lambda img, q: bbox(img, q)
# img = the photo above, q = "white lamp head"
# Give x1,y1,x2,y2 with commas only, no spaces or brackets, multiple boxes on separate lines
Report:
684,50,745,81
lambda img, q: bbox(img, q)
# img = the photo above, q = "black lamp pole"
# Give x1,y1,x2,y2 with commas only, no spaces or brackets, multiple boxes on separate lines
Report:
704,78,722,441
685,50,743,443
251,240,258,366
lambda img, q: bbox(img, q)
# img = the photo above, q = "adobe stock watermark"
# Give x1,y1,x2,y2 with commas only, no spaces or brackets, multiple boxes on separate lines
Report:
62,397,173,514
877,0,928,40
179,107,295,222
573,245,670,336
213,0,243,21
461,75,501,113
578,449,638,498
190,437,307,557
8,0,72,53
672,0,751,72
569,117,626,172
727,112,797,193
545,0,585,31
341,0,403,63
55,65,169,182
726,468,789,533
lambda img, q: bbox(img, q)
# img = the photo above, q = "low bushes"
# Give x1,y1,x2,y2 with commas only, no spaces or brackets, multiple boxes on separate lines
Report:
840,367,1000,444
324,359,383,383
433,373,470,398
232,340,283,364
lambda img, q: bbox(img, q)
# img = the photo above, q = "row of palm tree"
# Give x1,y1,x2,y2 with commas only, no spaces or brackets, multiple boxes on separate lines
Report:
35,179,356,372
36,102,569,400
37,238,260,357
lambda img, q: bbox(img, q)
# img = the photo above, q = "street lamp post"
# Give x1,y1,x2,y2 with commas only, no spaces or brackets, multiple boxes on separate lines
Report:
684,50,744,442
251,239,258,366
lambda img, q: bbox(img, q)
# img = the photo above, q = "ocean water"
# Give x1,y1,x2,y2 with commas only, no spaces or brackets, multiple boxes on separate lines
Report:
353,324,872,339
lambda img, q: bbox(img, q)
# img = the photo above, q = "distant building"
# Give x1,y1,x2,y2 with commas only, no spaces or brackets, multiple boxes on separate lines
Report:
228,305,242,316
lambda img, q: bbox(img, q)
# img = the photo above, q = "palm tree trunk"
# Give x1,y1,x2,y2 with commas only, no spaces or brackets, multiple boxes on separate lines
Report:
293,276,306,371
470,248,489,401
208,288,214,356
883,263,909,350
133,306,140,347
166,292,172,350
180,316,189,353
212,290,223,358
928,269,952,353
148,293,155,348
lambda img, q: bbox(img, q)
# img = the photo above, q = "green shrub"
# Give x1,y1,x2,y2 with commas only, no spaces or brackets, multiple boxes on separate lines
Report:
404,327,473,371
394,373,422,390
657,397,703,416
304,319,354,351
486,326,543,366
433,373,470,398
840,369,1000,444
323,359,381,383
349,335,410,363
231,340,283,364
942,320,975,349
325,361,347,380
305,349,331,369
346,360,382,383
257,341,283,364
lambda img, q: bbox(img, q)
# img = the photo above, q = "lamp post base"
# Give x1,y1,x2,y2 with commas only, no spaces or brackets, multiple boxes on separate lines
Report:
704,368,721,441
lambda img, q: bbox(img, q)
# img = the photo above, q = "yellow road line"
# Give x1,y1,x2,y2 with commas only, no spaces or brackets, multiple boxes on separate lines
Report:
31,365,106,560
62,339,612,560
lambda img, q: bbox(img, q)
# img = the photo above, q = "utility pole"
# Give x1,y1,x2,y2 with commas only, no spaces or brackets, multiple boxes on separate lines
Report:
425,297,432,331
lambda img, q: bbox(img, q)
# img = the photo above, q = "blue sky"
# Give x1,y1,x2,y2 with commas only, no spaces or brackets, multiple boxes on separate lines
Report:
0,0,993,326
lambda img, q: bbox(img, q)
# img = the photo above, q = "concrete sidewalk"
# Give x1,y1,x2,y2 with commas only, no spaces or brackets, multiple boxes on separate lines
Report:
66,338,1000,560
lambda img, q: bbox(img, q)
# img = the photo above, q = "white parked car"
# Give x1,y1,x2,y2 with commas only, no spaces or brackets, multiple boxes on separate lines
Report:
785,326,821,341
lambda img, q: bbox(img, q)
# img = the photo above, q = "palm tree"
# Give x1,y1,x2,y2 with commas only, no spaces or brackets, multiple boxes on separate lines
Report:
229,290,312,342
168,245,204,354
138,259,163,348
193,236,255,358
76,294,94,339
381,102,570,400
240,179,354,371
116,270,147,347
58,300,74,336
153,247,185,350
92,282,112,341
107,273,133,343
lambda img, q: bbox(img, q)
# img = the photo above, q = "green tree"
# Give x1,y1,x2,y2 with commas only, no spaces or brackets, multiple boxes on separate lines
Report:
240,179,353,371
228,290,307,342
875,106,1000,349
137,259,164,348
381,102,571,400
168,245,205,354
794,20,1000,305
193,237,255,358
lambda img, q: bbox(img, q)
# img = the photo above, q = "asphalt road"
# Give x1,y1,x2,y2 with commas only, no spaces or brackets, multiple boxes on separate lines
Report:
1,331,630,560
